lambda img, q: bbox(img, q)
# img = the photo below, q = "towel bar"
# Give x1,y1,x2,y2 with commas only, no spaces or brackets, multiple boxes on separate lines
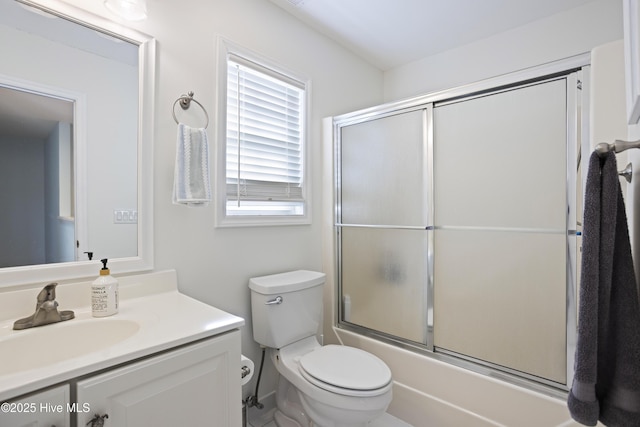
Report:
172,91,209,129
595,139,640,157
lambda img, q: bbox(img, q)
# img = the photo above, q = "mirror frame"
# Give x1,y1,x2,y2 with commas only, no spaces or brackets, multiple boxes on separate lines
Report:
2,0,155,287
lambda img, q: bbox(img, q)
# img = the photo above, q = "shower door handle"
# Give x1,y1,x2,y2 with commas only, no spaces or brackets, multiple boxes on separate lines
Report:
265,296,283,305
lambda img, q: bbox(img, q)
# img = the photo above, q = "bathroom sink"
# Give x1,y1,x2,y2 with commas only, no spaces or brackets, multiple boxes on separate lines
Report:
0,319,140,375
0,270,245,404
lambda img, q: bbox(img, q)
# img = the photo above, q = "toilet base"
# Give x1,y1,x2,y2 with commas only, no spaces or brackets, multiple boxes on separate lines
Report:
274,374,394,427
369,413,414,426
275,375,309,427
273,410,412,427
274,410,302,427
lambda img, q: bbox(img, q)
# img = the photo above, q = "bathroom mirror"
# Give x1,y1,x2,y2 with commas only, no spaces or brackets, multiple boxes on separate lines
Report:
0,0,154,287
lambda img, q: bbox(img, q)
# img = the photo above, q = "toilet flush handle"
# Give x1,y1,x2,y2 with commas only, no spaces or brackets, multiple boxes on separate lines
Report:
265,296,283,305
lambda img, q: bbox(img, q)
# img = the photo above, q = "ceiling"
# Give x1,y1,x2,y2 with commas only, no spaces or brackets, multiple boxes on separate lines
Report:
269,0,599,70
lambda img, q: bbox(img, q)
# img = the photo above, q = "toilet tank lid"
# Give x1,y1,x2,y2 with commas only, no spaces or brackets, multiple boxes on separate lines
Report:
249,270,326,295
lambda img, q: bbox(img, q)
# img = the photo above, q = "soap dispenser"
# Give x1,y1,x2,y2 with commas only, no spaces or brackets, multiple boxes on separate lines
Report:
91,258,119,317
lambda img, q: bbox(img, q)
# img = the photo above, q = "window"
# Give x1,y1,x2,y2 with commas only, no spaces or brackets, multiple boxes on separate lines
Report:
218,42,308,226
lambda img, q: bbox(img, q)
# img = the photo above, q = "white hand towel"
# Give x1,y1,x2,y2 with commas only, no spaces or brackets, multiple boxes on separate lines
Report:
173,123,211,206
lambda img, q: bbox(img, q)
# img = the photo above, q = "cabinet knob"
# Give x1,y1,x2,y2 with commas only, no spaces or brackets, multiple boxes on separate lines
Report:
86,413,109,426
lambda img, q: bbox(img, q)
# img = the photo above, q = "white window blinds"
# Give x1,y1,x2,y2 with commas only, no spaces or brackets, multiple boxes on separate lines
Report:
226,55,305,215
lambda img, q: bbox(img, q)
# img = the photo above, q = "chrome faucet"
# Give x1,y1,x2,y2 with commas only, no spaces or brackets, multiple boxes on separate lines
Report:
13,283,75,330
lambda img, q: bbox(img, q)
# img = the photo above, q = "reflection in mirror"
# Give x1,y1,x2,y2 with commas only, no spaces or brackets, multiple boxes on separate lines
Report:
0,0,154,286
0,85,74,268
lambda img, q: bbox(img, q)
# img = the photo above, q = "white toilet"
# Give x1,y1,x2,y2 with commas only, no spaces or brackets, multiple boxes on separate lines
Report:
249,270,394,427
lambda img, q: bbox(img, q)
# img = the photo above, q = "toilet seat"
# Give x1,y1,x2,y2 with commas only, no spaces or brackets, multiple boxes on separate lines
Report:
298,345,392,397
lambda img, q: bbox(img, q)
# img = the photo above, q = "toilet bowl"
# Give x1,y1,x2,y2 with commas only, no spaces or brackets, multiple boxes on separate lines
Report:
272,336,393,427
249,270,394,427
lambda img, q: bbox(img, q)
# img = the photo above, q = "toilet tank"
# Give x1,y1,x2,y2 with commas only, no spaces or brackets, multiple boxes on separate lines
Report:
249,270,326,349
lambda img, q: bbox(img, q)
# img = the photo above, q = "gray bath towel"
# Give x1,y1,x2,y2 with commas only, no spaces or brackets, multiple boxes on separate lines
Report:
568,151,640,426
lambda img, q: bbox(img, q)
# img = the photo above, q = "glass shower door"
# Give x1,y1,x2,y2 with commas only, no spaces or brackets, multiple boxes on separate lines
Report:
433,79,570,384
334,67,581,389
338,108,430,344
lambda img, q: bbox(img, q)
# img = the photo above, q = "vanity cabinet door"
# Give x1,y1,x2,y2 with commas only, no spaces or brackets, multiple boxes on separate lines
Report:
76,330,241,427
0,384,70,427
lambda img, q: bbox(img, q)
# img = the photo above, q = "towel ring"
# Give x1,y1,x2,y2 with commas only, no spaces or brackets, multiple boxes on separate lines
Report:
172,91,209,129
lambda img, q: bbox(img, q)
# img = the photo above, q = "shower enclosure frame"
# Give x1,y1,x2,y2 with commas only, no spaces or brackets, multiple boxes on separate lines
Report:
333,54,590,395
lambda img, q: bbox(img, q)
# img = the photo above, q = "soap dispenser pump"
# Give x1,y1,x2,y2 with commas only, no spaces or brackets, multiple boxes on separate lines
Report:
91,258,119,317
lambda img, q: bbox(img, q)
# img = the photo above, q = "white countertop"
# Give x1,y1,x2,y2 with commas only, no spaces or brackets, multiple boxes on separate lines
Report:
0,270,244,402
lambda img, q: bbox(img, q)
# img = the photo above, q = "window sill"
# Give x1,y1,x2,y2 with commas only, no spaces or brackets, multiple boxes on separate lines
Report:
215,214,311,228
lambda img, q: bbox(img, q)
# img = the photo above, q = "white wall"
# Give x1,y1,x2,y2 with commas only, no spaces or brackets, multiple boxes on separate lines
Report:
59,0,384,405
626,52,640,280
383,0,623,102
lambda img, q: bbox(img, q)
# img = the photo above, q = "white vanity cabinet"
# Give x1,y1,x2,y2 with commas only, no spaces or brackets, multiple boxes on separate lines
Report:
0,271,245,426
76,330,241,427
0,331,241,427
0,384,71,427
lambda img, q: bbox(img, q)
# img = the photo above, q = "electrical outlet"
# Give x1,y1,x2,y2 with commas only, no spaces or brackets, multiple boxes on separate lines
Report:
113,209,137,224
